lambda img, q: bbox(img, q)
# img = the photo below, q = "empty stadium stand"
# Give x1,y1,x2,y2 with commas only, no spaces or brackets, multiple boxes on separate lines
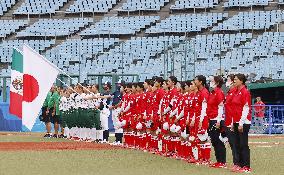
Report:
0,20,28,38
0,0,17,16
171,0,218,10
0,39,55,63
211,10,284,31
17,18,93,37
0,0,283,83
146,13,228,33
223,0,269,8
14,0,67,15
81,16,159,36
67,0,119,13
118,0,169,11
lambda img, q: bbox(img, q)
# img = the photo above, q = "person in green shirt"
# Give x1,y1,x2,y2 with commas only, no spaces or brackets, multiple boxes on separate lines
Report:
47,86,61,138
42,89,52,138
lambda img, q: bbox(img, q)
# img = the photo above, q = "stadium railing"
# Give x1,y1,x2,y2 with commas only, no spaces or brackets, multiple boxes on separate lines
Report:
251,105,284,134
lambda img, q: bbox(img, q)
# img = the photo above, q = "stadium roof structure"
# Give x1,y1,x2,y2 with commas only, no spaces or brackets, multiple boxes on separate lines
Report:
248,81,284,90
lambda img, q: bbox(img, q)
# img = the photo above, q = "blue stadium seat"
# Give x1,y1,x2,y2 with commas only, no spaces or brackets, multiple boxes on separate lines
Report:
14,0,67,15
67,0,119,13
17,18,93,37
81,16,159,35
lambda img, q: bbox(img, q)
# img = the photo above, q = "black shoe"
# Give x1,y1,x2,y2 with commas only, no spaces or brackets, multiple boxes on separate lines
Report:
53,134,58,138
58,134,65,138
43,133,52,138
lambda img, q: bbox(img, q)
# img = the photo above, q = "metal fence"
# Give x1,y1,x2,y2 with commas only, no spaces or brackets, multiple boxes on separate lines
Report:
251,105,284,134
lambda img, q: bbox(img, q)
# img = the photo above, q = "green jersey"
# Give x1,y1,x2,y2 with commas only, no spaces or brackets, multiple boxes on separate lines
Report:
43,92,51,107
48,91,60,115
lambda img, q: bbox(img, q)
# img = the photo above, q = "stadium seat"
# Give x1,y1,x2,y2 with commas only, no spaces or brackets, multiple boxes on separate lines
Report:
66,0,119,13
0,0,17,16
0,20,28,38
118,0,169,12
171,0,218,10
17,18,93,37
81,16,159,36
14,0,67,15
146,13,228,33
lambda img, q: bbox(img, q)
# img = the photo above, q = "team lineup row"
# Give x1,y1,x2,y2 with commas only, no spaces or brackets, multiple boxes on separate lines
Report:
41,73,252,173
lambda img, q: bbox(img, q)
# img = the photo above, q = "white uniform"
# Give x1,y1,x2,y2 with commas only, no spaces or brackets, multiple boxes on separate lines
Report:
100,98,110,131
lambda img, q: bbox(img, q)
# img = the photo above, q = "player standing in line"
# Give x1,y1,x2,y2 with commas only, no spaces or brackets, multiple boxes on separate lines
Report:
207,76,226,168
193,75,210,165
148,77,164,153
58,88,68,138
100,82,112,143
224,74,239,169
231,74,252,173
46,85,60,138
143,79,155,152
133,82,145,149
109,80,125,145
42,88,52,138
121,83,134,148
161,76,178,156
168,82,183,157
158,79,170,154
174,82,190,159
187,80,200,163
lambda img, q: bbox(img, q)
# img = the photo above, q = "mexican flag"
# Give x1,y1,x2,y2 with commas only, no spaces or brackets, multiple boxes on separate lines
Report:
9,45,60,130
9,48,23,118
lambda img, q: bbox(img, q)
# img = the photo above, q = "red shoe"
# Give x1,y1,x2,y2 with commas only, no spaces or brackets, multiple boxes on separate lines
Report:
231,165,241,172
239,166,252,173
210,162,227,168
210,162,219,167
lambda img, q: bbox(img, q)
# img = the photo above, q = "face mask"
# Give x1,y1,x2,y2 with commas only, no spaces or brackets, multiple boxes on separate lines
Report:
210,82,217,89
225,81,232,88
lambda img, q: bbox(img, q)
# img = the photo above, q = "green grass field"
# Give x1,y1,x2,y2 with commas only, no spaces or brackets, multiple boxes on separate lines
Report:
0,133,283,175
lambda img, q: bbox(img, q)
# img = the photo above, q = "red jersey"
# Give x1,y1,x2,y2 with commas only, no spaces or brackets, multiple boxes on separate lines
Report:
128,93,136,115
254,101,265,118
224,87,237,127
168,87,178,102
206,87,225,120
195,87,209,118
160,91,169,116
134,92,144,117
169,92,183,122
161,87,178,120
184,92,196,122
177,93,187,118
152,88,165,115
120,93,131,121
144,90,154,117
231,86,252,124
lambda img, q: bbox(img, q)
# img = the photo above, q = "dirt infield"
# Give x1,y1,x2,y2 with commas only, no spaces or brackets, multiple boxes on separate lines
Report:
0,142,121,151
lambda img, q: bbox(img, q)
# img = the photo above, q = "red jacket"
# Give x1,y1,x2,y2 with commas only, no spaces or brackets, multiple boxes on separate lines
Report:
231,86,252,124
224,87,237,127
207,87,225,120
